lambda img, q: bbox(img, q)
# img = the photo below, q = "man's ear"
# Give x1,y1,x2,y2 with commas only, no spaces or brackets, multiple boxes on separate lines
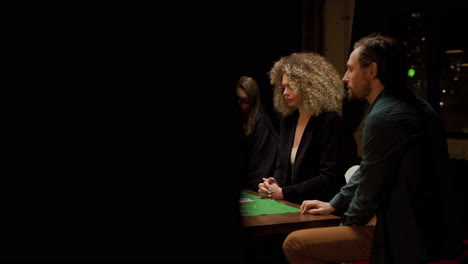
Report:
369,62,378,79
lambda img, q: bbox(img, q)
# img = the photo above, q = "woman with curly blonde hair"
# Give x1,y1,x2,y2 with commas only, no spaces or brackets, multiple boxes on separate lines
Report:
258,52,357,205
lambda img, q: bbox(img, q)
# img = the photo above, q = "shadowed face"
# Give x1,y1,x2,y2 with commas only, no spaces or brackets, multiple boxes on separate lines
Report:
236,87,250,116
342,47,372,102
282,74,303,108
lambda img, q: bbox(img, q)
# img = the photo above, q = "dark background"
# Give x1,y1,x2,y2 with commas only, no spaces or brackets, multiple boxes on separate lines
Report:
3,2,302,262
3,0,467,262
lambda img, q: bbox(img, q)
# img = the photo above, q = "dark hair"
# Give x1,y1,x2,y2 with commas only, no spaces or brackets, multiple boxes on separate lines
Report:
354,32,407,94
237,76,260,135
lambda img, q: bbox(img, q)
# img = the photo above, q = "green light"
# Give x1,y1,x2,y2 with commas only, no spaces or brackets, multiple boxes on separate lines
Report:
408,68,415,77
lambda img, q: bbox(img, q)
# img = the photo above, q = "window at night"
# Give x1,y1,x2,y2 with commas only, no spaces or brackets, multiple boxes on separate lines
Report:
438,10,467,137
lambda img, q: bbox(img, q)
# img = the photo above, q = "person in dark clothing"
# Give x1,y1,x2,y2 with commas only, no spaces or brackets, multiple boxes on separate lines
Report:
237,76,279,191
283,33,463,264
258,52,357,205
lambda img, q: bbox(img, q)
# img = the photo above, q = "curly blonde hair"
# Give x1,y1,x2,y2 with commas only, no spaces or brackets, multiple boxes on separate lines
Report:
268,52,345,117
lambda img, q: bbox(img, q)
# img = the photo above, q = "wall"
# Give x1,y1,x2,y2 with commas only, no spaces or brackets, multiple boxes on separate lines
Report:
323,0,355,77
447,138,468,160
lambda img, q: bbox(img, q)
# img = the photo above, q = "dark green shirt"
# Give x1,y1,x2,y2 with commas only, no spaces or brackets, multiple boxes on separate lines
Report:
330,89,463,263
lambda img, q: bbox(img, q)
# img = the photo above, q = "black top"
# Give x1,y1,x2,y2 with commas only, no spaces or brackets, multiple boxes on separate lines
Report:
273,111,354,204
240,106,279,191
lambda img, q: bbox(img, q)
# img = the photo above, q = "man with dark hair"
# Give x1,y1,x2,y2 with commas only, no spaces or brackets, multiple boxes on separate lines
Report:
282,33,463,264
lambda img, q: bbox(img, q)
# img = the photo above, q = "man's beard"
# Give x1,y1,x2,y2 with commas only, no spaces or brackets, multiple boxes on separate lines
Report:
346,86,370,102
346,88,361,102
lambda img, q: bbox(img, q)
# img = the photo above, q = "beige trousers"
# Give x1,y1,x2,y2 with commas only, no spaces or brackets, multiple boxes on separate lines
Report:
283,216,376,264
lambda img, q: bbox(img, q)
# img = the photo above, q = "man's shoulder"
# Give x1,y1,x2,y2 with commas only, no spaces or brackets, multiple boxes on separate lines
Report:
371,93,416,121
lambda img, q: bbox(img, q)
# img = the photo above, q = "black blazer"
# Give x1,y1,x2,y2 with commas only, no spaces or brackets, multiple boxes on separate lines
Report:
273,111,349,204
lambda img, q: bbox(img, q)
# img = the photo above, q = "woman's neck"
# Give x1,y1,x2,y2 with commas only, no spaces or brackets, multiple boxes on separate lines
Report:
298,109,312,122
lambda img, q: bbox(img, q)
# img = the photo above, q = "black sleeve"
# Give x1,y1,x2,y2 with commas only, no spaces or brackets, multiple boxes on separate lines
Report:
243,113,279,191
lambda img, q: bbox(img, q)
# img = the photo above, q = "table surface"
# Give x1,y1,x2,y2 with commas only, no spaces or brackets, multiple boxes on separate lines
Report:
240,189,342,236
